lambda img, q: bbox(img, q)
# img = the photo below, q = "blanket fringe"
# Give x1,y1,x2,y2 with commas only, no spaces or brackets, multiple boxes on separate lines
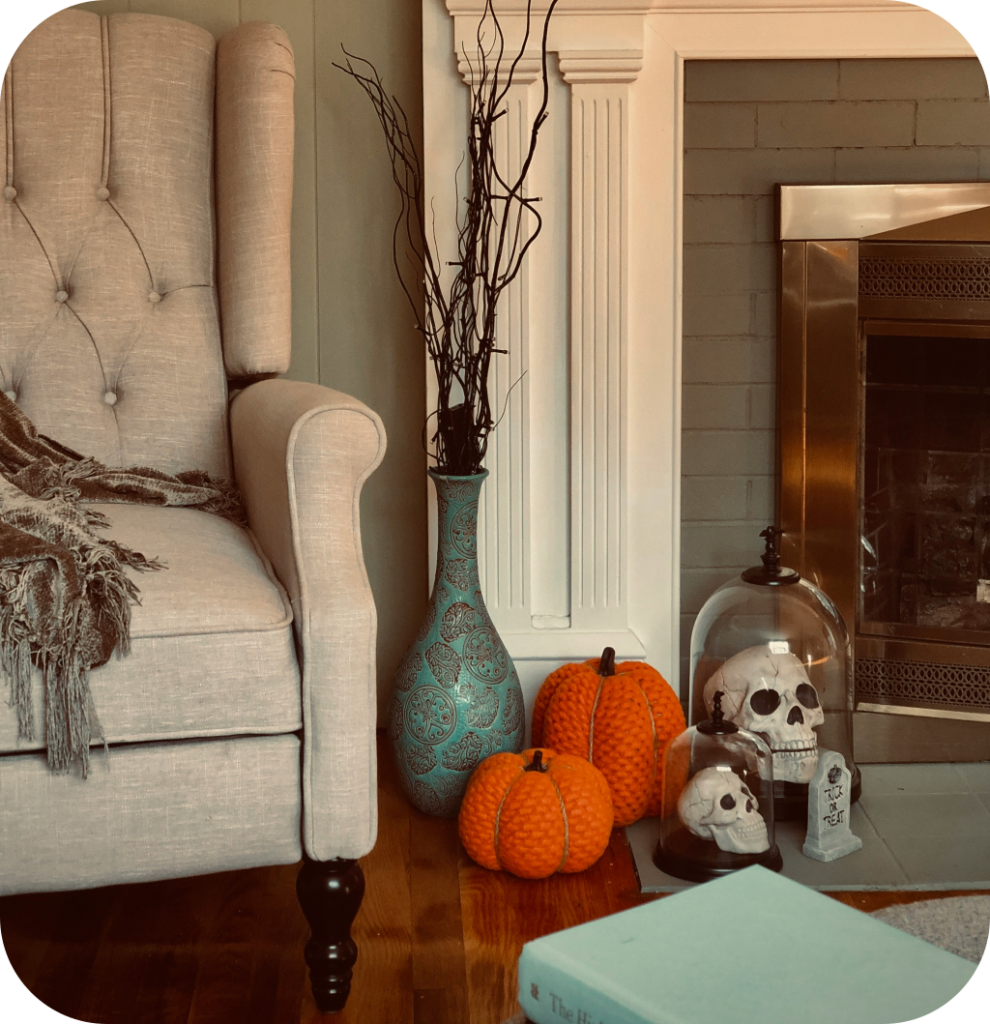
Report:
1,388,244,774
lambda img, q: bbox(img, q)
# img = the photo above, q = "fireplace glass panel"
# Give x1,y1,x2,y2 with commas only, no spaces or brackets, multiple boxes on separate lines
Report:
861,331,990,642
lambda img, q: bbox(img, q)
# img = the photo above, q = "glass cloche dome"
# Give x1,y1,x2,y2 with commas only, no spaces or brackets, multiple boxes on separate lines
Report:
687,526,859,821
654,692,782,881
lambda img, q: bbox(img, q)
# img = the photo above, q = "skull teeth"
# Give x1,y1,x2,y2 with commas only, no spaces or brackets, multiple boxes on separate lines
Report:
772,738,819,752
730,822,767,835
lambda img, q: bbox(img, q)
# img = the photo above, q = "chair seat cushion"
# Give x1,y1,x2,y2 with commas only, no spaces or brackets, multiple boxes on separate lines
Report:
0,504,301,754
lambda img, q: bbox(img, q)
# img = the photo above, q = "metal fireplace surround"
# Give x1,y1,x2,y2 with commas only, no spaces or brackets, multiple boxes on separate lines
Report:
779,182,990,764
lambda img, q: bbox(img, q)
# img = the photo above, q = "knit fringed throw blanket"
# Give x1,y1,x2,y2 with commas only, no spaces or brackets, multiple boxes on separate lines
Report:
0,391,244,775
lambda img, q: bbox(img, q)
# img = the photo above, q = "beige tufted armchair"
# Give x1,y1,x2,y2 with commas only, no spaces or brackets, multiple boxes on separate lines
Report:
0,9,384,1012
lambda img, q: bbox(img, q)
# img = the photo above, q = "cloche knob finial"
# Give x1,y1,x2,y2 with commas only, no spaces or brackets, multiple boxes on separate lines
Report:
759,525,783,574
742,525,800,587
698,689,738,735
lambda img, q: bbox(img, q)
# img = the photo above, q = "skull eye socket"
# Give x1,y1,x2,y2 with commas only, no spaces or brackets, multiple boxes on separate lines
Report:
745,799,753,813
749,688,780,716
720,794,736,811
797,683,820,709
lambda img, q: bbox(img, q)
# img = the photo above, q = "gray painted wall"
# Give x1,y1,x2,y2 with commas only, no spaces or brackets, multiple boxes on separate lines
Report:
681,57,990,695
73,0,429,713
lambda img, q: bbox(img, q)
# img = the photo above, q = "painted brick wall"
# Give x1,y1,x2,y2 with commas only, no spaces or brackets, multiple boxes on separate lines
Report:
681,58,990,695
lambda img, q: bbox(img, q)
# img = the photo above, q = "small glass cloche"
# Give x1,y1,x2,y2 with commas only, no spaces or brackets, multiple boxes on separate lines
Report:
688,526,858,821
654,692,782,881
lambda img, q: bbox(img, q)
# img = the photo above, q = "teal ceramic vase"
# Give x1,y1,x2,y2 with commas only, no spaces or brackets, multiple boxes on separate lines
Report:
388,469,525,817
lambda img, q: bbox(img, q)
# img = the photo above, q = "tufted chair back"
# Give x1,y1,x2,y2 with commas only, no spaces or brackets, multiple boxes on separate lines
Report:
0,10,294,480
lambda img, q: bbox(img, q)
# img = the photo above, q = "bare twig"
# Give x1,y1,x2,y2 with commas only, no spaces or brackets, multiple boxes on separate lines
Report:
336,0,559,474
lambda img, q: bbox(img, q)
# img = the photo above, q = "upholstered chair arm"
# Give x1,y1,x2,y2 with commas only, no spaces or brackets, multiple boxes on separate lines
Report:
229,378,387,862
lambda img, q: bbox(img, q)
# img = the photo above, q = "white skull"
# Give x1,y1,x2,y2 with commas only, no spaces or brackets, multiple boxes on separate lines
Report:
677,767,770,854
704,645,825,784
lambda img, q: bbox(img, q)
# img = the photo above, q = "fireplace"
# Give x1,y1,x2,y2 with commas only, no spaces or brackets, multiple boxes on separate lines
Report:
779,182,990,763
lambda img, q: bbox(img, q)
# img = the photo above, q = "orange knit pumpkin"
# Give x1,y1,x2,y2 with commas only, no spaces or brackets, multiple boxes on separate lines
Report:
458,748,614,879
531,648,686,827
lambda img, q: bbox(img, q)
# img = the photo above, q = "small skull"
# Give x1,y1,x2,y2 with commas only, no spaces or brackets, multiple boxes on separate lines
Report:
677,767,770,855
704,645,824,784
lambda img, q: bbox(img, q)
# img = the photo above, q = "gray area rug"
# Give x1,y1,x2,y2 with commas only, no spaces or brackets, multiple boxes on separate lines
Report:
870,895,990,963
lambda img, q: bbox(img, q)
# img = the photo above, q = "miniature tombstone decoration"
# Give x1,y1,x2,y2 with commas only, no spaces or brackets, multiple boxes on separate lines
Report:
802,749,862,862
703,645,824,784
677,766,771,855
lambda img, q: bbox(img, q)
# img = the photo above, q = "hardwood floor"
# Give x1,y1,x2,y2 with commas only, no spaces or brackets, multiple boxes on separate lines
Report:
1,734,980,1023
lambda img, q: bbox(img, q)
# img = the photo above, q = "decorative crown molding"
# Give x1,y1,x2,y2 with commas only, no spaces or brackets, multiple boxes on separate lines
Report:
457,53,546,86
558,49,644,83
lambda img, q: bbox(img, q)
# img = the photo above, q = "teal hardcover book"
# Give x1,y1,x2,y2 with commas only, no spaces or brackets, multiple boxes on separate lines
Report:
517,866,976,1024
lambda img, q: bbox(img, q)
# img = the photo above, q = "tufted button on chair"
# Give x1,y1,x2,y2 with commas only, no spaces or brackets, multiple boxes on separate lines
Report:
0,10,385,1013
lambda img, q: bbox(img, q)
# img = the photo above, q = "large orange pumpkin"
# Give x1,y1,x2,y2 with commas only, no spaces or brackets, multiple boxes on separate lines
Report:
531,648,686,827
458,748,614,879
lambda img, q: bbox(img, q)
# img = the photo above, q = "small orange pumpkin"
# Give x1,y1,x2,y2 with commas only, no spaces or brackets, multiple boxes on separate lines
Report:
458,748,614,879
531,648,686,827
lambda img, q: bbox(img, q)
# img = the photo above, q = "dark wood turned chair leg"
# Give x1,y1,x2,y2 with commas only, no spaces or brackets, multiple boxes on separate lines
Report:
296,856,365,1013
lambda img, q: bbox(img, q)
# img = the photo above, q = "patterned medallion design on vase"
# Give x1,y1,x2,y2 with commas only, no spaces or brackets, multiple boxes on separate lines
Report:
502,682,524,736
443,558,475,592
415,599,438,643
405,743,438,776
462,626,509,683
425,641,460,687
404,685,457,745
394,649,421,693
387,690,404,742
440,731,485,771
388,470,526,818
449,504,478,558
440,602,481,642
482,727,506,756
458,681,500,729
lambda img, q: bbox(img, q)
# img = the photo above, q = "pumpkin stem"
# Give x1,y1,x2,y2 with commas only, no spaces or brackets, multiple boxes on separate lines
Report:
598,647,616,677
525,750,549,773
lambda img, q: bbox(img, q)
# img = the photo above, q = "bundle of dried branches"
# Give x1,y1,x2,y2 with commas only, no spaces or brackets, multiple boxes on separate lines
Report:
337,0,559,475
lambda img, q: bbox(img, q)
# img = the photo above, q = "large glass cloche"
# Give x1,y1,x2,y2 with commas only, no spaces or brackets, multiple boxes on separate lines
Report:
687,527,859,821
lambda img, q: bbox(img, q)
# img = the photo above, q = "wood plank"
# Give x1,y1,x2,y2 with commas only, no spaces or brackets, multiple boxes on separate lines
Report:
87,948,166,1024
183,868,280,1024
74,886,158,1023
828,889,990,914
24,884,119,1019
0,893,68,996
186,945,256,1024
131,944,201,1024
410,811,468,1024
0,932,47,1009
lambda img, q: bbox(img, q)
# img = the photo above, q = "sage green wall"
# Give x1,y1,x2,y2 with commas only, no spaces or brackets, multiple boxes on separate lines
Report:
76,0,429,711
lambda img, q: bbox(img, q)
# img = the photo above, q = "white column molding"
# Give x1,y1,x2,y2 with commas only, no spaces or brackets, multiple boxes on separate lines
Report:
475,63,541,631
424,0,977,714
566,74,632,637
